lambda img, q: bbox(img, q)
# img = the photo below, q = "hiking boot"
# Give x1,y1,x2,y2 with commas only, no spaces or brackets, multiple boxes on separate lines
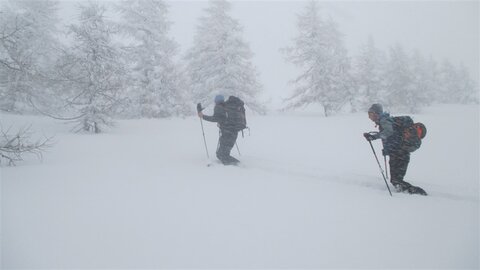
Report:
406,186,428,196
392,181,412,192
221,157,240,166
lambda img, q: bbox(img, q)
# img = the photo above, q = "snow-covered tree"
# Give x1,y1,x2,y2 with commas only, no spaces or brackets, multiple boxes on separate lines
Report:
115,0,190,118
437,60,478,104
383,44,420,113
436,59,459,104
185,0,264,113
455,64,479,104
410,50,436,108
0,0,60,113
422,56,442,105
282,1,352,116
55,2,126,133
352,36,386,112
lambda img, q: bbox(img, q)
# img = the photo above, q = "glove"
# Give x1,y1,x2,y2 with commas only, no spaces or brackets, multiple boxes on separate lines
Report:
363,132,378,141
196,103,203,113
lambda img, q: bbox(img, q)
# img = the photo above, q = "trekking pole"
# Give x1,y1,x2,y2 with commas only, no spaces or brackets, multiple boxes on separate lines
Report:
197,103,209,158
367,140,392,196
384,156,389,180
199,117,209,158
235,142,241,156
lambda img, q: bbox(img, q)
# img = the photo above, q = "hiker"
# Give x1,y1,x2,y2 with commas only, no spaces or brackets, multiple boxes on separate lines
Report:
198,95,240,165
363,104,426,194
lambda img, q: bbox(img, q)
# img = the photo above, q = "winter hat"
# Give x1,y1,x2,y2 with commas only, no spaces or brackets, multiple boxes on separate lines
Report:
368,103,383,114
214,95,225,104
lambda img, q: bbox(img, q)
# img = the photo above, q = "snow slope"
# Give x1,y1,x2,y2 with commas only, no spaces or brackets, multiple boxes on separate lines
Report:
1,105,478,269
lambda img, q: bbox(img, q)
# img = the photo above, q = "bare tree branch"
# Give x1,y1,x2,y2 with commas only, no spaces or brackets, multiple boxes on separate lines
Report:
0,124,54,166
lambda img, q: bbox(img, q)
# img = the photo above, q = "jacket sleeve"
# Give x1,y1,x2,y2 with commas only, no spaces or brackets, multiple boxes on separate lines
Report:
202,105,226,125
378,117,394,140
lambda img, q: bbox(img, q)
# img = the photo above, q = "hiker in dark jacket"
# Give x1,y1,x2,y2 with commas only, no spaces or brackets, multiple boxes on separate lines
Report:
363,104,417,192
198,95,239,165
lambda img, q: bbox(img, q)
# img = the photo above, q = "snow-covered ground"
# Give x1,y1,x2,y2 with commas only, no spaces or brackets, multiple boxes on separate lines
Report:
1,104,478,269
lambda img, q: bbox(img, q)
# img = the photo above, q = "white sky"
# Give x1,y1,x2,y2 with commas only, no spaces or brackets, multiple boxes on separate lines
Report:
59,0,479,107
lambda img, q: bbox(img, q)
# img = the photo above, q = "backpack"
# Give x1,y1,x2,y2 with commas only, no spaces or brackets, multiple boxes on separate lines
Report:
223,96,247,132
392,116,427,152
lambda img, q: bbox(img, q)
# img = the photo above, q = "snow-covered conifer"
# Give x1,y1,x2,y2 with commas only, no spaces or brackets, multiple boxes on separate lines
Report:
409,50,437,109
55,2,126,133
0,0,60,113
115,0,190,118
352,36,386,112
282,1,352,116
185,0,264,113
455,64,479,104
438,61,478,105
436,59,459,104
383,44,420,112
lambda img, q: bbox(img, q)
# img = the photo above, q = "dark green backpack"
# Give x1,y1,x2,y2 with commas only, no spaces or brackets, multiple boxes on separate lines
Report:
223,96,247,132
392,116,427,152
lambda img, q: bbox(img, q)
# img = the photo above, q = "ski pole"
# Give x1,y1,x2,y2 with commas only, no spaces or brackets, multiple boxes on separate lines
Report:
197,103,209,158
235,142,241,156
199,117,209,158
384,156,389,180
367,140,392,196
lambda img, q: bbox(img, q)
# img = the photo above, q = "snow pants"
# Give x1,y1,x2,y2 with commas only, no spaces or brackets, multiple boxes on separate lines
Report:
389,149,411,186
216,129,239,165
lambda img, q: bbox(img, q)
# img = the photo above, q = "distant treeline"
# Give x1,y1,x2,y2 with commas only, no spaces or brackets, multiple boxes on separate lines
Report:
1,0,477,132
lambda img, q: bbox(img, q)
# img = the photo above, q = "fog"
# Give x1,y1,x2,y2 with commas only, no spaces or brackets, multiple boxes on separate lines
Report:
167,1,479,107
57,0,479,108
2,2,479,267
